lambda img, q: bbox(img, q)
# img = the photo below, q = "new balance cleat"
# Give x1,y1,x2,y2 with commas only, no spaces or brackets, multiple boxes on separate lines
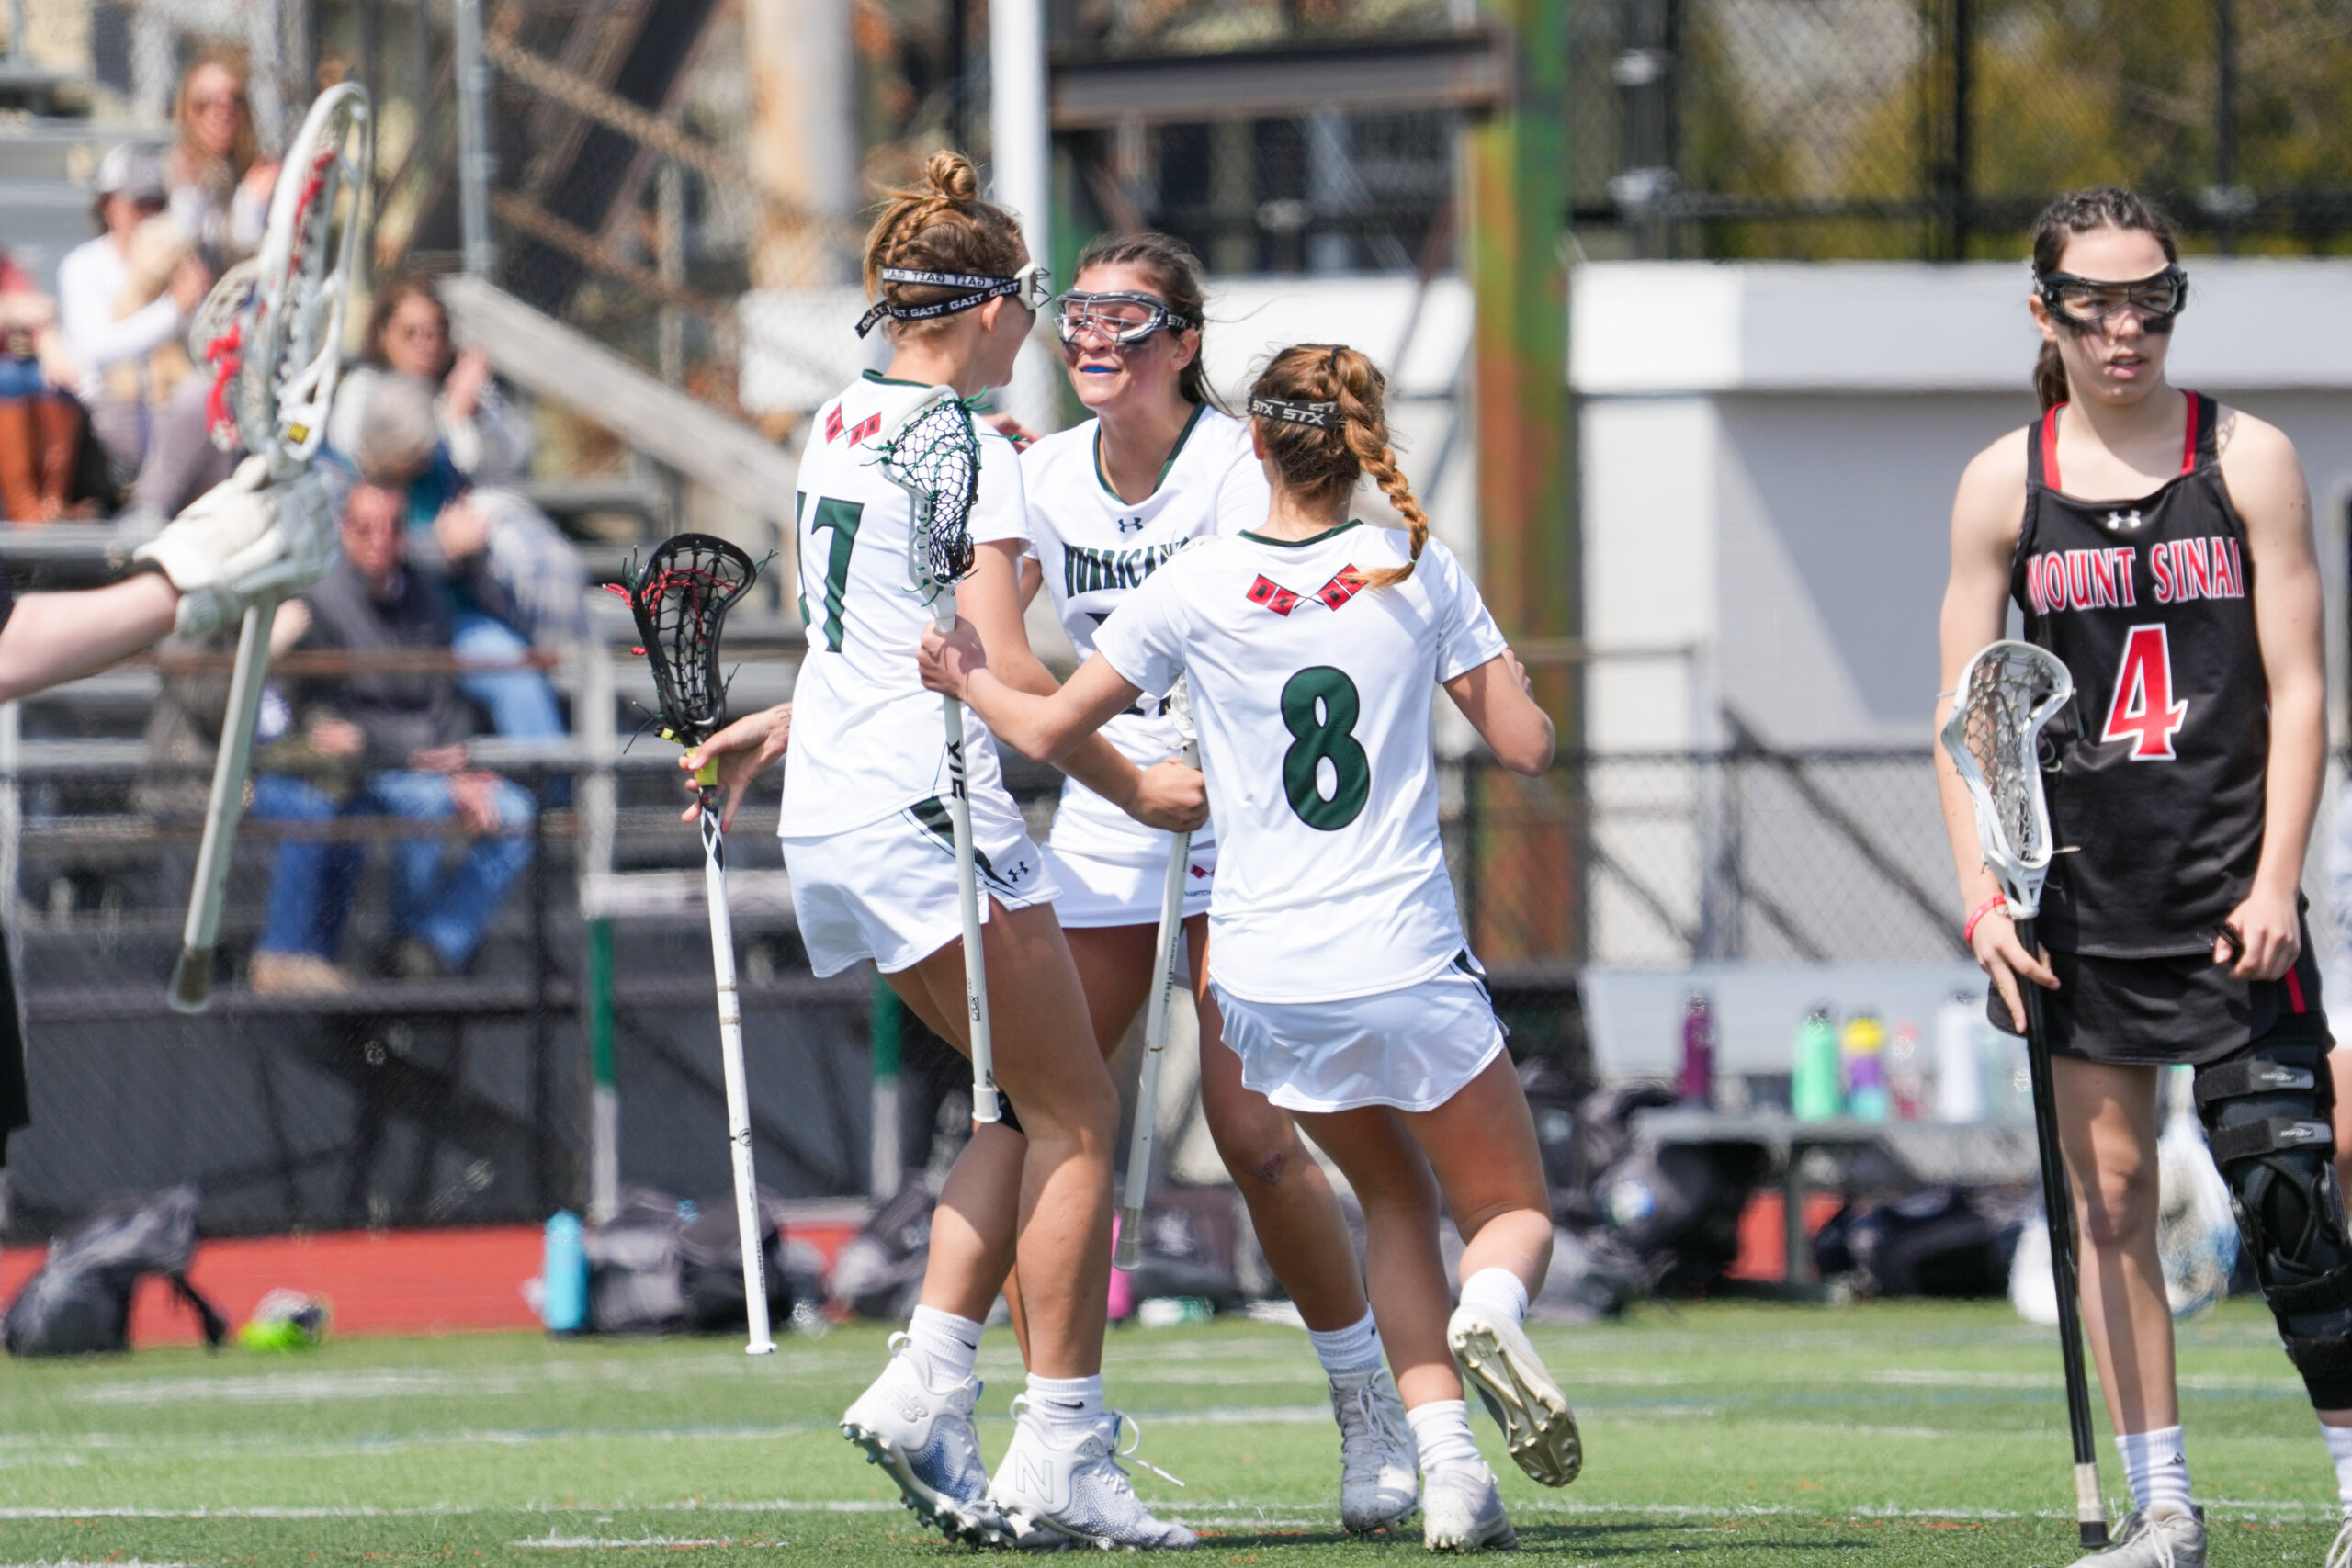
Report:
989,1397,1198,1550
1330,1366,1419,1532
2067,1508,2205,1568
1447,1303,1581,1488
838,1333,1011,1545
2326,1514,2352,1568
1420,1465,1516,1554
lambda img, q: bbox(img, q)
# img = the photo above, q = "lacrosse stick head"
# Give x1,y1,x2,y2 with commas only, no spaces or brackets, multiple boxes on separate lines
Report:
199,82,372,472
1939,638,2075,919
613,534,762,752
874,385,981,625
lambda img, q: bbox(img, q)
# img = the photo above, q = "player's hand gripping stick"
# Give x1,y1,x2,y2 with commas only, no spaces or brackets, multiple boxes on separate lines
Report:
1115,682,1198,1269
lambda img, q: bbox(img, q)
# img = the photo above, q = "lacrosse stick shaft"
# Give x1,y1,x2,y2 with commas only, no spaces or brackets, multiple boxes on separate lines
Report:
170,593,281,1014
699,784,775,1355
940,680,1000,1123
2018,914,2108,1550
1114,823,1193,1271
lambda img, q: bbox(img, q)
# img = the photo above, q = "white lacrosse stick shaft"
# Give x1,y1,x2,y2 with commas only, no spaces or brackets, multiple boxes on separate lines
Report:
936,598,1001,1123
1114,710,1199,1270
169,592,281,1012
172,84,370,1013
699,787,775,1353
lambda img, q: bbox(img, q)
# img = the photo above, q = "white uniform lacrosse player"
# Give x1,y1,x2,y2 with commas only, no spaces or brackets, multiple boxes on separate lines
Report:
683,152,1194,1551
923,343,1577,1554
1020,232,1416,1534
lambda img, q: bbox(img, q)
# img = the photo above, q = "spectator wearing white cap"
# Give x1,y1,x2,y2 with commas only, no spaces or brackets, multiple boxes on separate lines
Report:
57,144,211,491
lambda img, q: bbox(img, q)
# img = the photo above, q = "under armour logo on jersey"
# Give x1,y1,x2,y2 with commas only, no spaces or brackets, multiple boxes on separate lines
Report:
1316,567,1365,611
2102,509,2145,533
1247,574,1301,615
1114,514,1146,535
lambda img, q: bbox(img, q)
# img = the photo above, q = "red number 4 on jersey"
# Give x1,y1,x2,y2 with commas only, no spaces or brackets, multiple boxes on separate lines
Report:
2101,624,2188,760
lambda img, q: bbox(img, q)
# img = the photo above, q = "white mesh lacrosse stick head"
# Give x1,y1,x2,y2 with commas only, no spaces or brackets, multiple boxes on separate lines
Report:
874,385,981,626
1939,638,2074,919
198,83,372,475
1167,673,1198,768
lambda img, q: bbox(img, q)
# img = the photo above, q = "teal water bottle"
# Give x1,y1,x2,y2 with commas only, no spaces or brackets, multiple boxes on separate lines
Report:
1791,1007,1843,1120
542,1211,587,1333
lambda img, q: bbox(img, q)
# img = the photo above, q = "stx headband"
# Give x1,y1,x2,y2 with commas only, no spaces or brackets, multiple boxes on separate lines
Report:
856,262,1052,338
1249,394,1339,430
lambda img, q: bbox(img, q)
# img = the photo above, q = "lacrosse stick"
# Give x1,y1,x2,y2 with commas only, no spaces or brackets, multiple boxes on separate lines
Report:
875,388,999,1122
1115,679,1198,1269
611,534,774,1353
171,83,372,1015
1940,637,2107,1549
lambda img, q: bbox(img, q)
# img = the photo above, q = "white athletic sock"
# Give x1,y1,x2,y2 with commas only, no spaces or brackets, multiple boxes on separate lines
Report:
2320,1421,2352,1513
1026,1371,1105,1435
2115,1426,2191,1519
906,1305,982,1383
1307,1310,1385,1378
1406,1398,1487,1476
1458,1268,1530,1327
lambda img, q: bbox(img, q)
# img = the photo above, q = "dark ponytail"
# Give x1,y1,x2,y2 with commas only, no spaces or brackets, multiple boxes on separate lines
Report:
2029,186,2180,412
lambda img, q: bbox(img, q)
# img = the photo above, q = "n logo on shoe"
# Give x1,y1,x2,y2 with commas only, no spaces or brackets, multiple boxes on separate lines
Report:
1012,1451,1058,1505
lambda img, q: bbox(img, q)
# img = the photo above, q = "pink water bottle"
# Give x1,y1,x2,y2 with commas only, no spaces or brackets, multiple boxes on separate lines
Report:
1678,991,1715,1107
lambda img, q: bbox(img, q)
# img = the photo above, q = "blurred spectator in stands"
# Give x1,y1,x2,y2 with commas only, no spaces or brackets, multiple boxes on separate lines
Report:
246,481,536,995
341,371,581,748
166,54,275,273
59,146,209,501
329,274,532,490
0,248,87,522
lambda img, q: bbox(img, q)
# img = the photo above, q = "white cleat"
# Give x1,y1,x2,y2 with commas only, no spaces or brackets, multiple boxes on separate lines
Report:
2067,1508,2205,1568
989,1397,1199,1550
838,1333,1011,1546
2327,1513,2352,1568
1447,1303,1581,1488
1420,1464,1517,1553
1331,1366,1419,1533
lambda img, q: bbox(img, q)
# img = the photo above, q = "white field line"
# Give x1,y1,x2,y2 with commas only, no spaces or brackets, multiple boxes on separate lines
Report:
512,1538,734,1550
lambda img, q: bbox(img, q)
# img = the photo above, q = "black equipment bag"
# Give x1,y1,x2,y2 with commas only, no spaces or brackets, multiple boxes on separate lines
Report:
3,1184,226,1356
586,1186,797,1336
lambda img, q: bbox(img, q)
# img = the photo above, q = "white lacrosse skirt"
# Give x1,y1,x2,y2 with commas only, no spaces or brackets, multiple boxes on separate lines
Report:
1042,840,1218,930
782,789,1058,977
1212,966,1508,1114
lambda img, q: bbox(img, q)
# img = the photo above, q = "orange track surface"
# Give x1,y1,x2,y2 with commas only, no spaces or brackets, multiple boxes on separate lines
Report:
0,1221,861,1345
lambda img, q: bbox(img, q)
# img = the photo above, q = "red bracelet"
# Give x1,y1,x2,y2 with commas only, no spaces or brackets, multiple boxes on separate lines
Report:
1962,895,2008,947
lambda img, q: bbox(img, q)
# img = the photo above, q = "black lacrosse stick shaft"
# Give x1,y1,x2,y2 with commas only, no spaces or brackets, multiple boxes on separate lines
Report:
2018,913,2109,1551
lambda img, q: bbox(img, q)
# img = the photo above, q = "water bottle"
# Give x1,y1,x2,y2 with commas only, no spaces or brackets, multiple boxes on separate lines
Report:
1887,1021,1926,1120
1791,1007,1843,1120
1842,1013,1890,1122
1933,992,1987,1122
541,1211,587,1334
1678,991,1716,1108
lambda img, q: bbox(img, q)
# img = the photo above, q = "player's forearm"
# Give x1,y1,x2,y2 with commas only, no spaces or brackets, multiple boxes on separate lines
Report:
2255,676,2326,901
0,575,178,701
963,667,1084,765
976,637,1148,803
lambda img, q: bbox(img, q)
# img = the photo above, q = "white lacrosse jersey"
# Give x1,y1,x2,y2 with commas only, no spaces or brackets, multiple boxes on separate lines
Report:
1091,522,1509,1003
1022,404,1269,863
784,372,1029,836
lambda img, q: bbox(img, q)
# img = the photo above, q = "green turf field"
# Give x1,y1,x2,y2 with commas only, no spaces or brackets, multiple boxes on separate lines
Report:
0,1299,2341,1564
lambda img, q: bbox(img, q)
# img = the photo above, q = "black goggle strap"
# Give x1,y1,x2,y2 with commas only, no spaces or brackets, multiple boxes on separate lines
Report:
1250,394,1340,430
856,265,1048,339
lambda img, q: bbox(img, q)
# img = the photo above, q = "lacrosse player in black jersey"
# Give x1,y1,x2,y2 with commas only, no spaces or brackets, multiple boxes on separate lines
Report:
1937,186,2346,1568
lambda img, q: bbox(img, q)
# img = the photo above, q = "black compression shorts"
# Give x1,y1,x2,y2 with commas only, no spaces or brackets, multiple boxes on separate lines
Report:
1987,912,2329,1066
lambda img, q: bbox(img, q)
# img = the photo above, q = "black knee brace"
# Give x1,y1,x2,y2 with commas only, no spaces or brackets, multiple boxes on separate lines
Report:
2194,1040,2352,1408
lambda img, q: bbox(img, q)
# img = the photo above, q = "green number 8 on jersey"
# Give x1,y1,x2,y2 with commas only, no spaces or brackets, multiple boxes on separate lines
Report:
1282,666,1370,829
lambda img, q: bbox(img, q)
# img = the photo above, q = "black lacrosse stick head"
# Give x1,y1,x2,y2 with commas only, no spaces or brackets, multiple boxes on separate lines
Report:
615,533,760,749
876,389,981,599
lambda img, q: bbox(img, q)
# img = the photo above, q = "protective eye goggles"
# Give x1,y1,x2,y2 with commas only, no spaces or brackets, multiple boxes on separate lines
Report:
2035,265,2188,331
1050,290,1193,346
855,261,1053,338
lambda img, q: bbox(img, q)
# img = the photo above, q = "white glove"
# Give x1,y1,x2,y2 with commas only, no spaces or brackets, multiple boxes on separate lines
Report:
132,456,339,637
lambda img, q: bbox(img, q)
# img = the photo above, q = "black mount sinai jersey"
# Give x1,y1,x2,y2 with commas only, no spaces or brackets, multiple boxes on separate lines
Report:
2009,391,2268,959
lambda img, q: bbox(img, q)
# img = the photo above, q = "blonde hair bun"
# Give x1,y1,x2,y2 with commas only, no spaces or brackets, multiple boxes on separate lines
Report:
925,151,979,205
